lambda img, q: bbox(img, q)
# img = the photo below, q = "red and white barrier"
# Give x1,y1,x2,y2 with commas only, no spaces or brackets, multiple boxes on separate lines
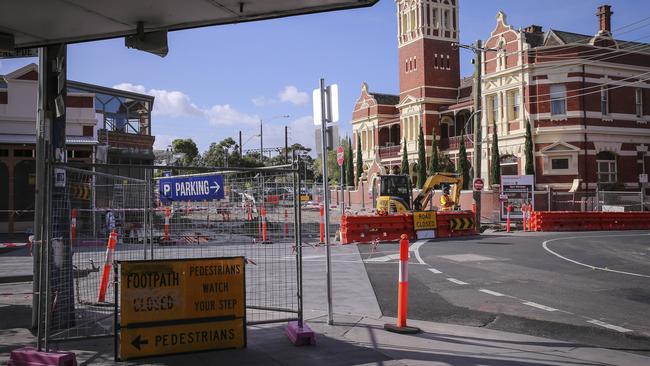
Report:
384,234,420,334
506,204,512,233
97,229,117,303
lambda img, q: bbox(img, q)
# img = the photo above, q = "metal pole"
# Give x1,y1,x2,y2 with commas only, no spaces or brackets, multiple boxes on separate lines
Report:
239,131,242,157
292,151,303,327
340,164,344,215
472,39,483,231
319,78,333,325
285,126,289,164
260,119,264,164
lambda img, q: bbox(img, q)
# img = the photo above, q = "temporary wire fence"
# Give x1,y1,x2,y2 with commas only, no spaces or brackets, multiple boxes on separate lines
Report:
42,163,303,340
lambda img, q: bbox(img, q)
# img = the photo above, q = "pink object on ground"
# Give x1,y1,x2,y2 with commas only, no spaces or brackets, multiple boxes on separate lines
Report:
285,321,316,346
8,347,77,366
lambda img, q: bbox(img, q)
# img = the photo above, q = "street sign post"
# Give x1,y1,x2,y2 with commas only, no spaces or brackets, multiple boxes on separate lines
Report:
159,174,224,202
337,146,344,167
473,178,484,191
119,257,245,360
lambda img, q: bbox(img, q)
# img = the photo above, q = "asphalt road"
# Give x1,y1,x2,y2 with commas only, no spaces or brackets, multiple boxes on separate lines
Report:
359,231,650,355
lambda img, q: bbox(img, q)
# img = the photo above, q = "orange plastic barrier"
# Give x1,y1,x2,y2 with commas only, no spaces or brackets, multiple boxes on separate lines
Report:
341,211,476,244
531,211,650,231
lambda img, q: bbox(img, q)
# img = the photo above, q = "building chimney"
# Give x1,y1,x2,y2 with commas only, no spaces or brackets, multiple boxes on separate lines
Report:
523,25,543,34
596,5,613,34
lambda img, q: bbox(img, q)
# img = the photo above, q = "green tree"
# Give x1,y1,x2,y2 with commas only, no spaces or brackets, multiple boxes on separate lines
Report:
356,134,363,185
440,155,455,173
346,136,354,187
457,130,470,189
313,149,339,183
524,120,535,176
490,122,501,185
428,128,439,176
400,138,409,175
417,124,426,188
171,138,199,166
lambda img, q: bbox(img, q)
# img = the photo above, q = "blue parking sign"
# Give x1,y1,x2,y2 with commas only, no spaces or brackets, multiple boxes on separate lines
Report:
159,174,224,202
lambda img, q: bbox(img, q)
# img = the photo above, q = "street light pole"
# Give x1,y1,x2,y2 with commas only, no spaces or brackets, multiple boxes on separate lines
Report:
453,39,495,230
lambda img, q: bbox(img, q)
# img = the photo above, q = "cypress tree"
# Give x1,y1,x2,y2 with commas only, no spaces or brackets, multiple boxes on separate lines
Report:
417,124,426,188
346,136,354,187
457,130,470,189
401,138,409,175
524,120,535,176
356,134,363,185
490,122,501,185
428,128,439,176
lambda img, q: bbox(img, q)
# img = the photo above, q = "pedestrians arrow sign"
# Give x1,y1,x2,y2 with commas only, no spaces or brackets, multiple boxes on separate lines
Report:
131,335,149,350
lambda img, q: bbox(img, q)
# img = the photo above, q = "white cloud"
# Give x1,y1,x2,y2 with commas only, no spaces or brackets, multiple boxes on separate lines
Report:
260,115,316,153
278,86,309,105
152,134,180,150
113,83,257,127
251,96,276,107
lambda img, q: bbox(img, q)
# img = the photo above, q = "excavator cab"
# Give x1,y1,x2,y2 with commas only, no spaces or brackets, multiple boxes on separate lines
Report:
375,175,412,214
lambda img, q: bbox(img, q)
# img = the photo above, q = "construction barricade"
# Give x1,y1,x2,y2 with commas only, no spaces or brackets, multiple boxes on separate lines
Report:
530,211,650,231
340,210,477,244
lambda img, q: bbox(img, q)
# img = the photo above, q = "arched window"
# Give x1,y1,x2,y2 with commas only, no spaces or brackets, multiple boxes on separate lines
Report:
596,151,617,183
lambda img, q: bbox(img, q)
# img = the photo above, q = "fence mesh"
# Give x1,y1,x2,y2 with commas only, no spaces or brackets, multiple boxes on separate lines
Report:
45,164,301,340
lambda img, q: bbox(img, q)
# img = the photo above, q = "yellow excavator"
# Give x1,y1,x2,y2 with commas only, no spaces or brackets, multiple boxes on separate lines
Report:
374,173,463,214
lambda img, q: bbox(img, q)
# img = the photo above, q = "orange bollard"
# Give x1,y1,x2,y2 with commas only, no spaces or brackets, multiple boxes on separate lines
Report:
70,208,77,245
97,229,117,303
522,204,527,232
506,204,512,233
384,234,420,334
164,206,171,241
319,203,325,244
261,206,271,243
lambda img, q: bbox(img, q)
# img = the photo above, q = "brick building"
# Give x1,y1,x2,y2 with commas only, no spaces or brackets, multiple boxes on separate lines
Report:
0,64,154,234
352,1,650,192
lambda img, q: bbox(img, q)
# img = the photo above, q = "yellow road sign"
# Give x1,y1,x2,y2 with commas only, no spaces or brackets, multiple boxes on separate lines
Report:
120,257,245,326
120,318,245,360
450,217,474,230
413,211,437,230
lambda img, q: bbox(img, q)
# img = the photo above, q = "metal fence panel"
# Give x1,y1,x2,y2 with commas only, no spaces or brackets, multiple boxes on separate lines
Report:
43,164,301,340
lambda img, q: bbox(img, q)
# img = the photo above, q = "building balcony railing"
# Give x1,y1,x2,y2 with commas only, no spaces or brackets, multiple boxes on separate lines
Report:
440,134,473,151
378,145,400,159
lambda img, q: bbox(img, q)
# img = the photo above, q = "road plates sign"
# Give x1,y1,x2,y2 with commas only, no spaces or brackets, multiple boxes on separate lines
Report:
337,146,344,167
120,318,245,360
473,178,484,191
413,211,437,230
159,174,224,202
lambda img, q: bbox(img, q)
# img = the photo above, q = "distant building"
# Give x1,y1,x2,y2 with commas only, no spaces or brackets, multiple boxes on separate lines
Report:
352,1,650,191
0,64,154,234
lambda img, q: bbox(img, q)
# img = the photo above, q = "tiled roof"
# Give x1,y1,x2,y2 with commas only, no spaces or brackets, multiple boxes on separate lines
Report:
548,29,650,53
369,92,400,105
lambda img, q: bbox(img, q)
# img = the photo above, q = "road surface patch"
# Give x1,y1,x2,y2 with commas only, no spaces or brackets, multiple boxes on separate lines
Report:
446,278,469,285
438,254,495,262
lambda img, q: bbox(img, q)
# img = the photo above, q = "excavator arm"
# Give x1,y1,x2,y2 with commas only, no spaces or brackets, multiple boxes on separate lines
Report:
412,173,463,211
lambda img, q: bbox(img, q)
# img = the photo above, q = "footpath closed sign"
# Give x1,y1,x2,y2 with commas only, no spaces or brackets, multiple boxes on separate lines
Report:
159,174,224,202
119,257,246,360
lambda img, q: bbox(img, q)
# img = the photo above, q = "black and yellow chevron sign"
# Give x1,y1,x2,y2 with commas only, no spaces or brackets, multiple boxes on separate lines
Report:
71,183,90,200
450,217,474,230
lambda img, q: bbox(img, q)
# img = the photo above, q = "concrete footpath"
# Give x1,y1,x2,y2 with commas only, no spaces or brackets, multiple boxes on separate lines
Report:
2,243,650,365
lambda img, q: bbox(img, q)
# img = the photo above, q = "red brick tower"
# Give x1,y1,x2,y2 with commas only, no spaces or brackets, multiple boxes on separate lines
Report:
397,0,461,144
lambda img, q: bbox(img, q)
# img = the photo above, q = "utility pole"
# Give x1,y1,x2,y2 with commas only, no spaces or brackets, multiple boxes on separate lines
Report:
453,39,495,231
260,120,263,163
473,39,483,230
285,125,289,164
238,130,242,157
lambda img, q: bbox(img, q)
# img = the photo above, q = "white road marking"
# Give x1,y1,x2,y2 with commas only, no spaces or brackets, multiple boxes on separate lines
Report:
542,235,650,278
365,253,401,262
523,301,558,312
428,268,442,274
479,289,506,297
446,278,469,285
587,319,633,333
409,240,427,265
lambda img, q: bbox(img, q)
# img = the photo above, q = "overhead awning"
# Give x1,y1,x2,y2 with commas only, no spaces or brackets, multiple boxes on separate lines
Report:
1,0,378,50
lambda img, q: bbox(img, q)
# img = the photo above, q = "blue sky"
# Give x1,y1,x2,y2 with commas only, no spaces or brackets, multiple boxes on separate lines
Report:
1,0,649,154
